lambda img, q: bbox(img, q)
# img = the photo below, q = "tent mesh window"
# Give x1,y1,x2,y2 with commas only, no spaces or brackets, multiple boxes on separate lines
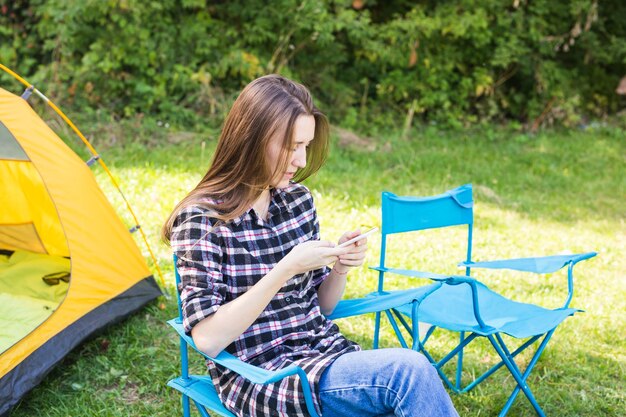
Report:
0,121,29,161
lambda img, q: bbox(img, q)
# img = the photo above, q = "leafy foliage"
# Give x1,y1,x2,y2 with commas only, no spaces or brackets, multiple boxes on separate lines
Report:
1,0,624,129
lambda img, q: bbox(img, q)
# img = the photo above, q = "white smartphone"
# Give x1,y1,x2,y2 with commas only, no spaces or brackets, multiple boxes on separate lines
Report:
337,227,379,248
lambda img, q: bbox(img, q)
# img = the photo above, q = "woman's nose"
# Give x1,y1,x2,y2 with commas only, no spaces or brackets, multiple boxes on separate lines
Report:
292,149,307,168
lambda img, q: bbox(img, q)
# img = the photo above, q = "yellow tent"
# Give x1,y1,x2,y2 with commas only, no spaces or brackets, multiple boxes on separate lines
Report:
0,85,161,414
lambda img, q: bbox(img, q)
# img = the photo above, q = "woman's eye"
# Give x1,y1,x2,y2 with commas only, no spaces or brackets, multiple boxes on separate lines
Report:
290,142,310,152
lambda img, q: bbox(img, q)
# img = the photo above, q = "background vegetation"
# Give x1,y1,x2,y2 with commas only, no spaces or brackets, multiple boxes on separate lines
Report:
2,0,625,131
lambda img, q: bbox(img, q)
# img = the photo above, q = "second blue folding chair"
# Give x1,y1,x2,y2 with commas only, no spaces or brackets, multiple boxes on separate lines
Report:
327,184,596,417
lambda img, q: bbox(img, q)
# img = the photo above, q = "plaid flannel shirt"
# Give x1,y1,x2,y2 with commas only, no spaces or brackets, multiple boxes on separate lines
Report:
171,183,360,417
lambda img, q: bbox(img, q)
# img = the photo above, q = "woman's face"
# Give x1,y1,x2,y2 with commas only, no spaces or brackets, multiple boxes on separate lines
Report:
267,114,315,189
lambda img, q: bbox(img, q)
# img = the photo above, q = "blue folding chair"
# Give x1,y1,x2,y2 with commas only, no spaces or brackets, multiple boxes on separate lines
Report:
167,255,321,417
327,184,596,417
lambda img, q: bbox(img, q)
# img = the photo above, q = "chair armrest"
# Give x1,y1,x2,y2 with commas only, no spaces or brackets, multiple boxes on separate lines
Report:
168,318,320,416
458,252,597,274
370,266,469,281
167,319,303,385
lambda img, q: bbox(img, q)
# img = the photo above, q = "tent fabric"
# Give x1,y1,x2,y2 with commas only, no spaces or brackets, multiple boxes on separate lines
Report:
0,293,60,353
0,86,161,415
0,250,71,354
0,223,47,254
0,250,70,303
0,277,160,415
0,160,67,255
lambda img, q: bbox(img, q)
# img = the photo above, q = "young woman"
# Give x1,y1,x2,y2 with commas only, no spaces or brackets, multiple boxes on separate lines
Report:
162,75,458,417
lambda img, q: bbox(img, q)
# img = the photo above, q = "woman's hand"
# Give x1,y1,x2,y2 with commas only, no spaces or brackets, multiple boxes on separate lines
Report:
317,230,369,315
334,230,368,272
279,240,349,277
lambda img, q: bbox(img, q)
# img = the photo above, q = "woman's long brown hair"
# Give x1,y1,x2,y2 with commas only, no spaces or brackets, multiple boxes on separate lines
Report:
162,74,329,244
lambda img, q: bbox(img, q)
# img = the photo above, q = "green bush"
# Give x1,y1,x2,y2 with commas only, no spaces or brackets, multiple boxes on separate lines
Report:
1,0,624,130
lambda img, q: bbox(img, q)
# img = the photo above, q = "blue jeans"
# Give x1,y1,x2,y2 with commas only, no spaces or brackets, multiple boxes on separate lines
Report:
318,349,459,417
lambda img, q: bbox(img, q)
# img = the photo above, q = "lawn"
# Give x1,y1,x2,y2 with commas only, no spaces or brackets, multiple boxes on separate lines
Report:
8,121,625,416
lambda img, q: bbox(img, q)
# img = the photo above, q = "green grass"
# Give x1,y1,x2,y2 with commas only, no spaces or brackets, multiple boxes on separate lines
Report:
8,123,625,416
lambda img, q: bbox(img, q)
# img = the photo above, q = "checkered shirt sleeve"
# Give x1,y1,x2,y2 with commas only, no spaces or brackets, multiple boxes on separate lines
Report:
170,207,227,334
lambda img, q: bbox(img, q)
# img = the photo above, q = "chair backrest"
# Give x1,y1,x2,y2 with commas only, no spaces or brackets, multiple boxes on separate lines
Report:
379,184,475,285
381,184,474,235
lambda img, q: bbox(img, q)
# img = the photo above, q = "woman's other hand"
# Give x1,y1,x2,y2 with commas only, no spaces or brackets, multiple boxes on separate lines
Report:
280,240,349,277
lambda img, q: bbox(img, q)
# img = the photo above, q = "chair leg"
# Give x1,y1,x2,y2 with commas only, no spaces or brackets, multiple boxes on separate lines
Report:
461,334,541,393
384,309,409,348
193,400,212,417
419,324,436,347
376,307,429,351
421,333,479,393
373,311,382,349
392,308,414,335
182,394,191,417
488,335,546,417
499,331,555,417
456,331,465,390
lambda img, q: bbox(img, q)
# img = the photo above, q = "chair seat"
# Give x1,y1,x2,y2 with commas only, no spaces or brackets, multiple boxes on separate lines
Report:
394,281,580,338
168,375,235,417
